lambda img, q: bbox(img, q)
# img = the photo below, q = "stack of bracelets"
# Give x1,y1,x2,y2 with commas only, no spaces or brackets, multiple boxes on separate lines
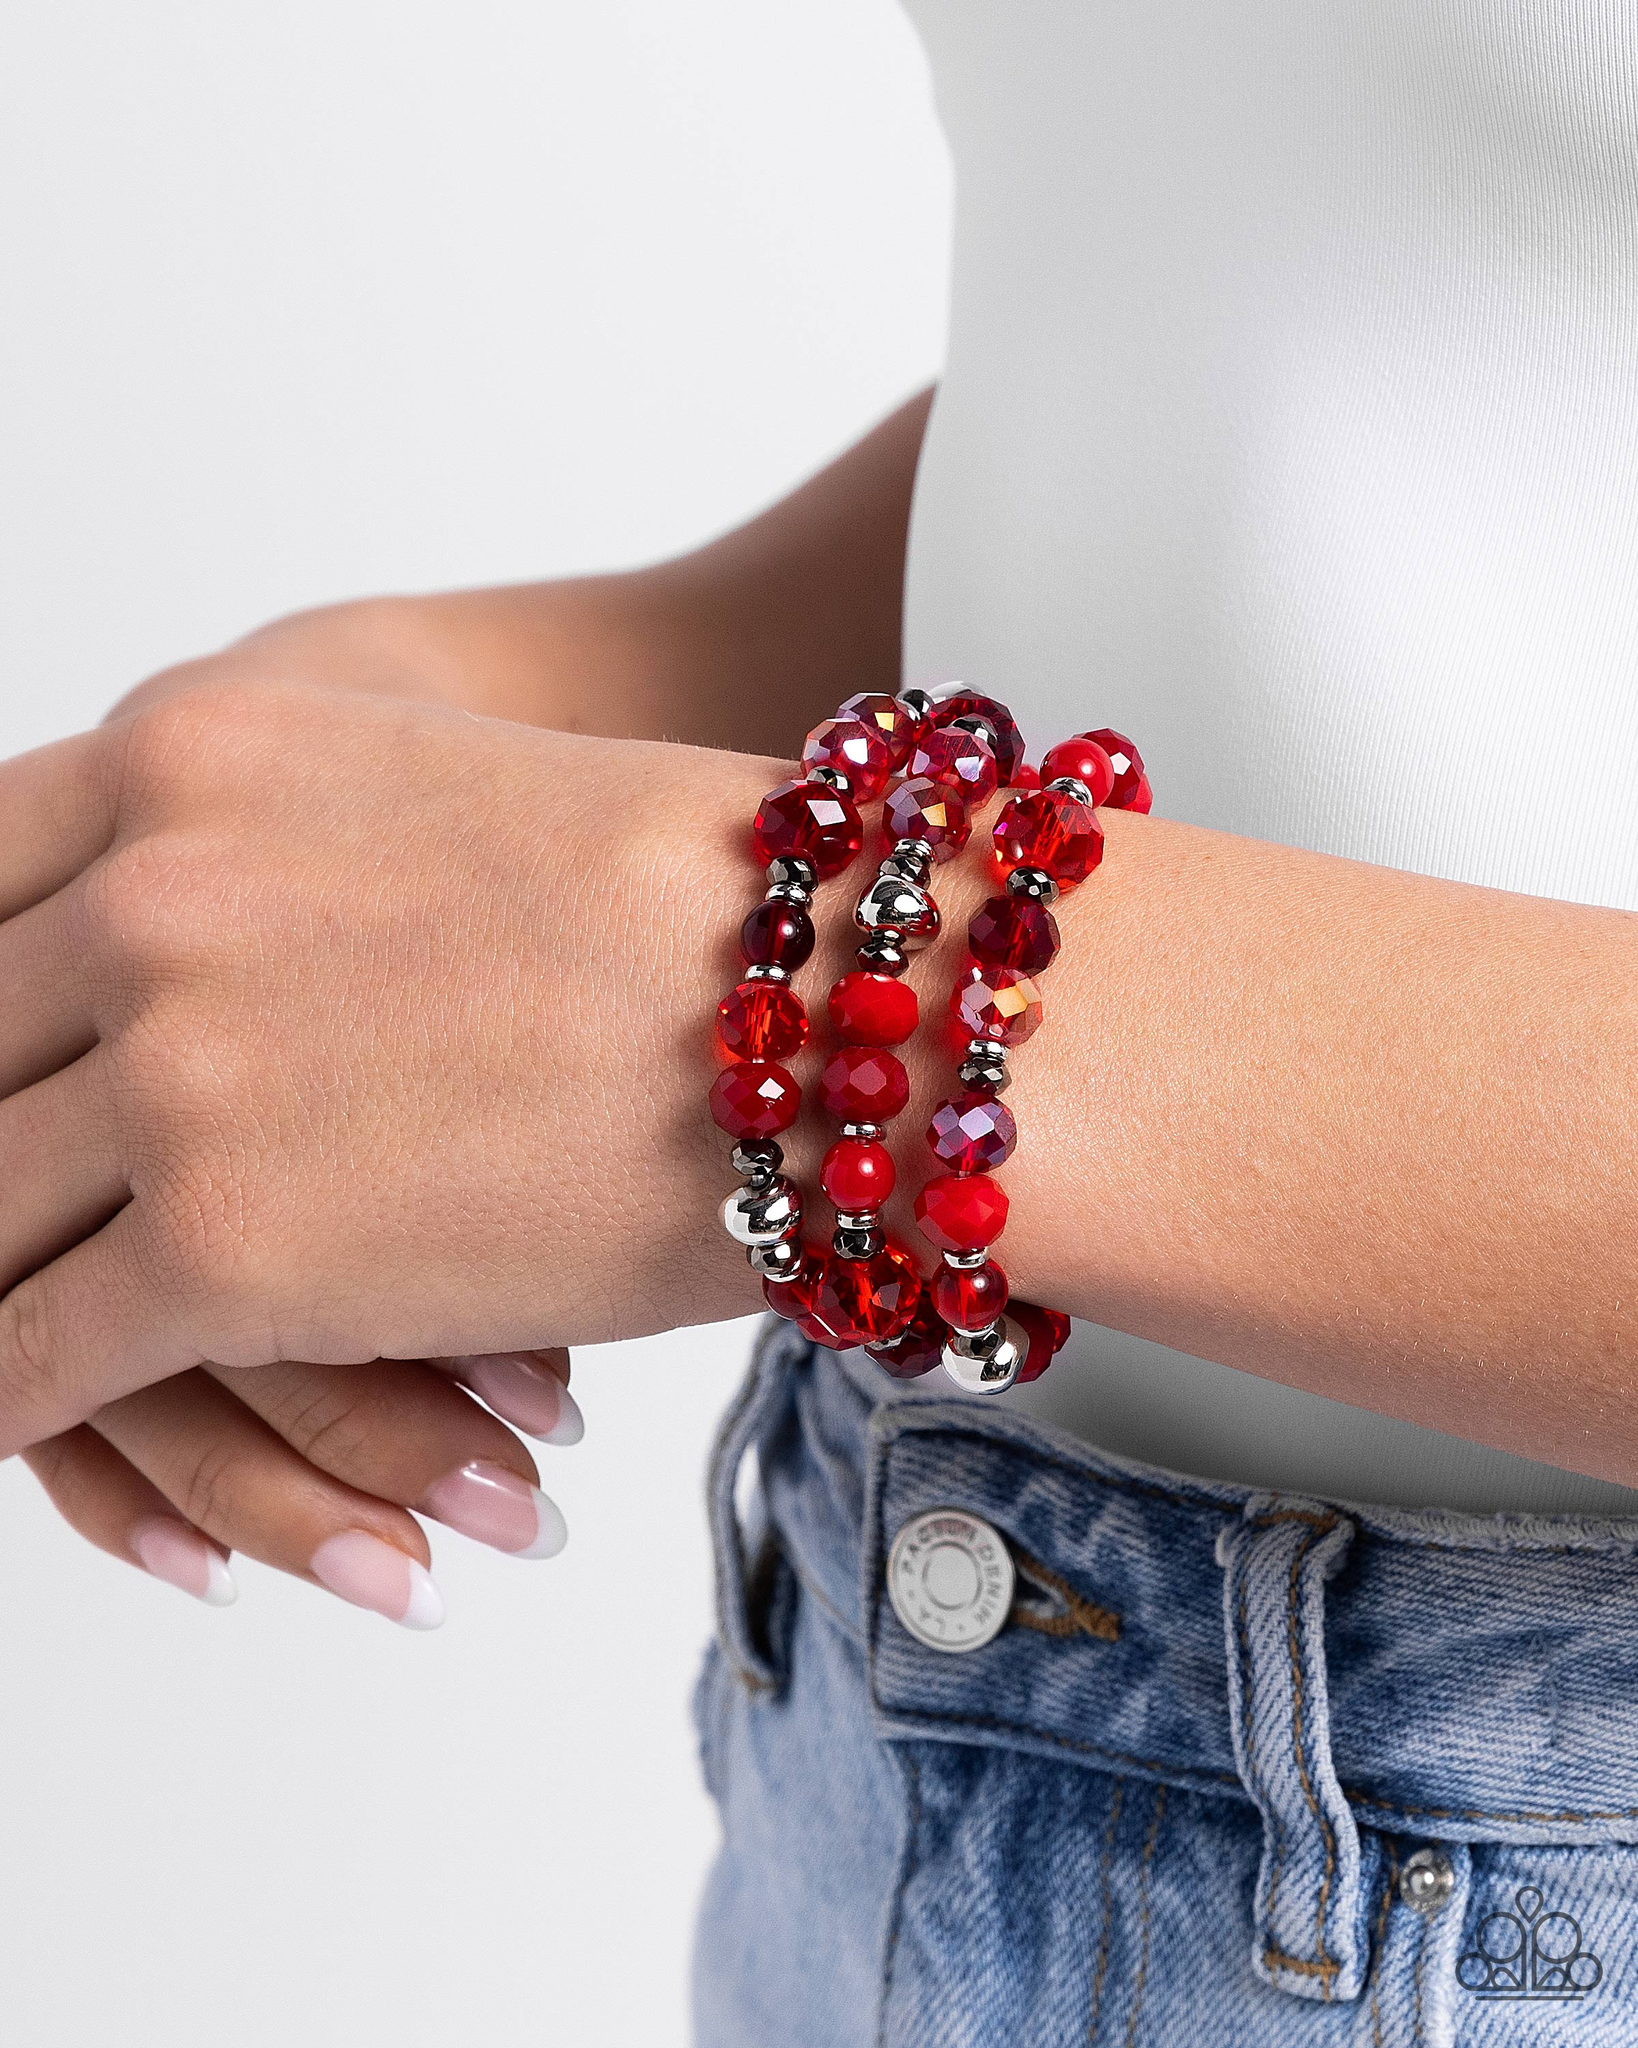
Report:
708,685,1150,1397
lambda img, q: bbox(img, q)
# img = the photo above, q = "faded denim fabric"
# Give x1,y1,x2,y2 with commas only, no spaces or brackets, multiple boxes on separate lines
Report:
692,1321,1638,2046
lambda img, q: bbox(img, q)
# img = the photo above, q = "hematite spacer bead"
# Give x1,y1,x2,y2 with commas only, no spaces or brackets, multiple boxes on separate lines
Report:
857,933,908,975
883,839,933,884
1006,866,1061,906
731,1139,784,1179
1044,774,1095,806
748,1237,804,1283
833,1219,884,1261
943,1247,990,1271
742,963,789,984
765,856,818,897
898,687,938,721
855,874,941,950
941,1315,1026,1395
958,1041,1010,1093
840,1122,884,1141
721,1176,802,1247
808,764,852,794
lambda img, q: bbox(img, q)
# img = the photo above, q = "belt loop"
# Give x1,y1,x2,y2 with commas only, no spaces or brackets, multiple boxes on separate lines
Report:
1218,1494,1374,2003
705,1320,803,1696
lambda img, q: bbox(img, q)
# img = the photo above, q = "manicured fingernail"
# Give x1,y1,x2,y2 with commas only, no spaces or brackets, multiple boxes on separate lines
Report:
420,1461,568,1560
454,1353,583,1445
131,1515,238,1607
310,1530,445,1630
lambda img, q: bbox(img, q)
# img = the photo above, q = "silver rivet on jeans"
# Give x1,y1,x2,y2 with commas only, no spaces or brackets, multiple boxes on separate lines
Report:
1399,1848,1455,1913
887,1507,1015,1653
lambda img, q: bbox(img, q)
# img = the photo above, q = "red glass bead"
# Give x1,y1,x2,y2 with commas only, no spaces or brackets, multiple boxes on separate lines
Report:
753,778,864,881
868,1283,946,1378
839,691,921,771
967,894,1060,973
928,692,1026,784
1124,772,1153,815
926,1092,1018,1173
1039,736,1116,806
1084,729,1149,812
952,964,1044,1047
818,1044,910,1123
1012,764,1041,791
932,1258,1010,1333
739,898,816,973
828,970,918,1047
715,980,809,1061
992,787,1104,887
806,1246,919,1348
762,1254,815,1324
709,1059,801,1138
821,1138,896,1211
1012,1301,1072,1382
882,776,970,863
801,716,894,803
906,727,999,806
915,1172,1010,1253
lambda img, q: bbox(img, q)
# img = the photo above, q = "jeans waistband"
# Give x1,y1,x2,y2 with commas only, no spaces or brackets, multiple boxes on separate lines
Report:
709,1322,1638,2002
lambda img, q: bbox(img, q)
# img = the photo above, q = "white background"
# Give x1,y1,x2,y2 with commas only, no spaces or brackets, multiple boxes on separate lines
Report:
0,6,947,2043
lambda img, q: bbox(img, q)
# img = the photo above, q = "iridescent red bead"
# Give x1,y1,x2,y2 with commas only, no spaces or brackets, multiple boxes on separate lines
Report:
882,776,970,863
867,1283,946,1378
828,970,918,1046
906,727,998,806
1011,1301,1073,1381
752,778,864,881
928,692,1026,785
927,1092,1017,1173
915,1173,1010,1253
821,1138,896,1211
801,716,894,803
952,964,1045,1046
967,894,1060,973
932,1258,1010,1333
739,898,816,972
839,691,921,771
709,1060,801,1138
1085,728,1150,813
805,1246,918,1347
992,788,1104,887
715,980,809,1060
818,1045,910,1123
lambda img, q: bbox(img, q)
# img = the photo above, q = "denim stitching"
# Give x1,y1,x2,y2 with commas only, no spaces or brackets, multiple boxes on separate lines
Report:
1087,1777,1126,2042
1012,1548,1122,1644
1284,1520,1342,1989
1261,1948,1340,1980
1346,1787,1638,1825
1123,1785,1167,2048
1369,1839,1399,2048
875,1749,921,2048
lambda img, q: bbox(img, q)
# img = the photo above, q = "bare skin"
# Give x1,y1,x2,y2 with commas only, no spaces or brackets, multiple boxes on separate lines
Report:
16,387,1638,1620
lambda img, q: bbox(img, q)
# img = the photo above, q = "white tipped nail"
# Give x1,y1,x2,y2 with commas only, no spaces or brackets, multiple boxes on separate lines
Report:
516,1488,569,1559
542,1385,585,1448
131,1516,239,1608
400,1561,446,1630
310,1529,446,1631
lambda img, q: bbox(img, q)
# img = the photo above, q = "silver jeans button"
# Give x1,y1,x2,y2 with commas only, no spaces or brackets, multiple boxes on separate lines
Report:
887,1507,1016,1653
1400,1848,1456,1913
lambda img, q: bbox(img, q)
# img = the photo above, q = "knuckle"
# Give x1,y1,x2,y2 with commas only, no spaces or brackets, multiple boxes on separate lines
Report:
264,1381,378,1473
119,684,265,796
0,1278,63,1439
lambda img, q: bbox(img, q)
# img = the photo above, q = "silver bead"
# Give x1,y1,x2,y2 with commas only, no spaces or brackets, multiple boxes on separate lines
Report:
765,856,818,896
941,1315,1026,1395
731,1139,784,1180
855,874,941,950
943,1248,990,1270
720,1176,802,1247
748,1237,804,1284
958,1042,1010,1094
857,934,907,975
1006,865,1060,905
1398,1849,1455,1914
840,1122,883,1141
898,687,937,721
1045,774,1094,805
832,1218,883,1260
883,839,933,884
808,764,851,794
742,962,789,984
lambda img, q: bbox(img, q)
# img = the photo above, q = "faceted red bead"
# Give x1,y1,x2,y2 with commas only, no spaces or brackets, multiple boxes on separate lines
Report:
818,1045,910,1123
828,970,918,1047
932,1258,1010,1333
952,964,1044,1046
801,716,894,803
967,894,1060,973
915,1172,1010,1253
708,1059,801,1138
763,1253,816,1324
752,778,864,881
882,776,970,863
739,898,816,973
906,727,999,806
1012,1301,1073,1382
1039,736,1116,806
992,787,1104,887
806,1246,919,1348
716,980,809,1061
1124,772,1153,815
928,692,1026,785
868,1282,946,1378
1084,728,1149,811
839,691,921,771
821,1138,896,1211
926,1092,1018,1173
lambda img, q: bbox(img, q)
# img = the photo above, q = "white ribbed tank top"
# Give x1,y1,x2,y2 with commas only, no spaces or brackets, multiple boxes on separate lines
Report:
897,0,1638,1511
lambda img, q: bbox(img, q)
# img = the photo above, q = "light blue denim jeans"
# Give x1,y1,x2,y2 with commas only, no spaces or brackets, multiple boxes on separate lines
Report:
691,1321,1638,2046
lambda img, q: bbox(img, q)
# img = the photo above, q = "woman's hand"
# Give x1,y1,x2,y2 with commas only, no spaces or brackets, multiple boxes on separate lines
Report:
24,1347,581,1624
0,679,776,1457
